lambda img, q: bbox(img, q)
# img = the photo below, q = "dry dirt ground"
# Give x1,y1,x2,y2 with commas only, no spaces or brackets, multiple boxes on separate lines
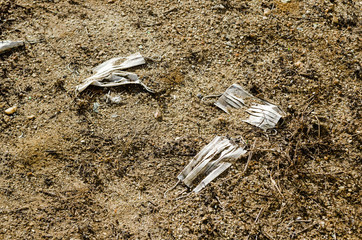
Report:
0,0,361,239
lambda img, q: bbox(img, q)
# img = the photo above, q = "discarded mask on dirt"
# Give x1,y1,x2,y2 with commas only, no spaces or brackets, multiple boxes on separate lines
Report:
215,83,253,114
243,104,284,130
215,83,284,130
76,52,153,93
178,136,246,193
0,40,24,54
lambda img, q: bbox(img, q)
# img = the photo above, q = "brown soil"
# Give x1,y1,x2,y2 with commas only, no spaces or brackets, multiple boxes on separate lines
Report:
0,0,361,239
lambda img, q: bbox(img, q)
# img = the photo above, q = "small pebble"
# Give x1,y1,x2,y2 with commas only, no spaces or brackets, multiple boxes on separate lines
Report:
212,4,225,10
5,105,17,115
264,8,271,16
27,115,35,120
3,115,10,123
332,16,339,24
294,61,303,68
154,109,162,121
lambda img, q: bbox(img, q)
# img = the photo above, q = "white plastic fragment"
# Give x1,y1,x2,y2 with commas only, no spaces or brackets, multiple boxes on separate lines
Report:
92,53,146,74
105,92,122,104
215,83,253,114
243,104,285,130
178,136,246,193
76,52,153,93
193,162,232,193
93,102,100,113
0,40,24,54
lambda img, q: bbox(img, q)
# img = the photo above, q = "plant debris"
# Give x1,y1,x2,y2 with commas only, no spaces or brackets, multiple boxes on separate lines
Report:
178,136,247,193
76,52,153,93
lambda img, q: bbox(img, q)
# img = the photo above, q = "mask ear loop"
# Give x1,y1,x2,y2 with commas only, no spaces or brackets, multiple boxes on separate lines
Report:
201,94,222,102
164,179,180,198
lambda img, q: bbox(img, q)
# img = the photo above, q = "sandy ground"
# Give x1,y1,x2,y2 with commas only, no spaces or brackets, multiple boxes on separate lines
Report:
0,0,361,239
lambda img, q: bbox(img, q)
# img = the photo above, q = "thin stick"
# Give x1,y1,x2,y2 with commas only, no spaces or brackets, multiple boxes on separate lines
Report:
254,207,264,223
262,229,275,240
265,168,284,198
215,196,224,209
301,96,315,115
175,191,193,201
294,223,317,236
295,219,312,223
314,115,321,138
243,140,256,174
247,207,264,240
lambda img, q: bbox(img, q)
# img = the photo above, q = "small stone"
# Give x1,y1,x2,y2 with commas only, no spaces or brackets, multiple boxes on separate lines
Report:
108,0,115,3
212,4,225,10
154,109,162,121
332,15,339,24
264,8,271,16
320,221,325,229
3,115,10,123
294,61,303,68
218,117,227,124
5,105,17,115
27,115,35,120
